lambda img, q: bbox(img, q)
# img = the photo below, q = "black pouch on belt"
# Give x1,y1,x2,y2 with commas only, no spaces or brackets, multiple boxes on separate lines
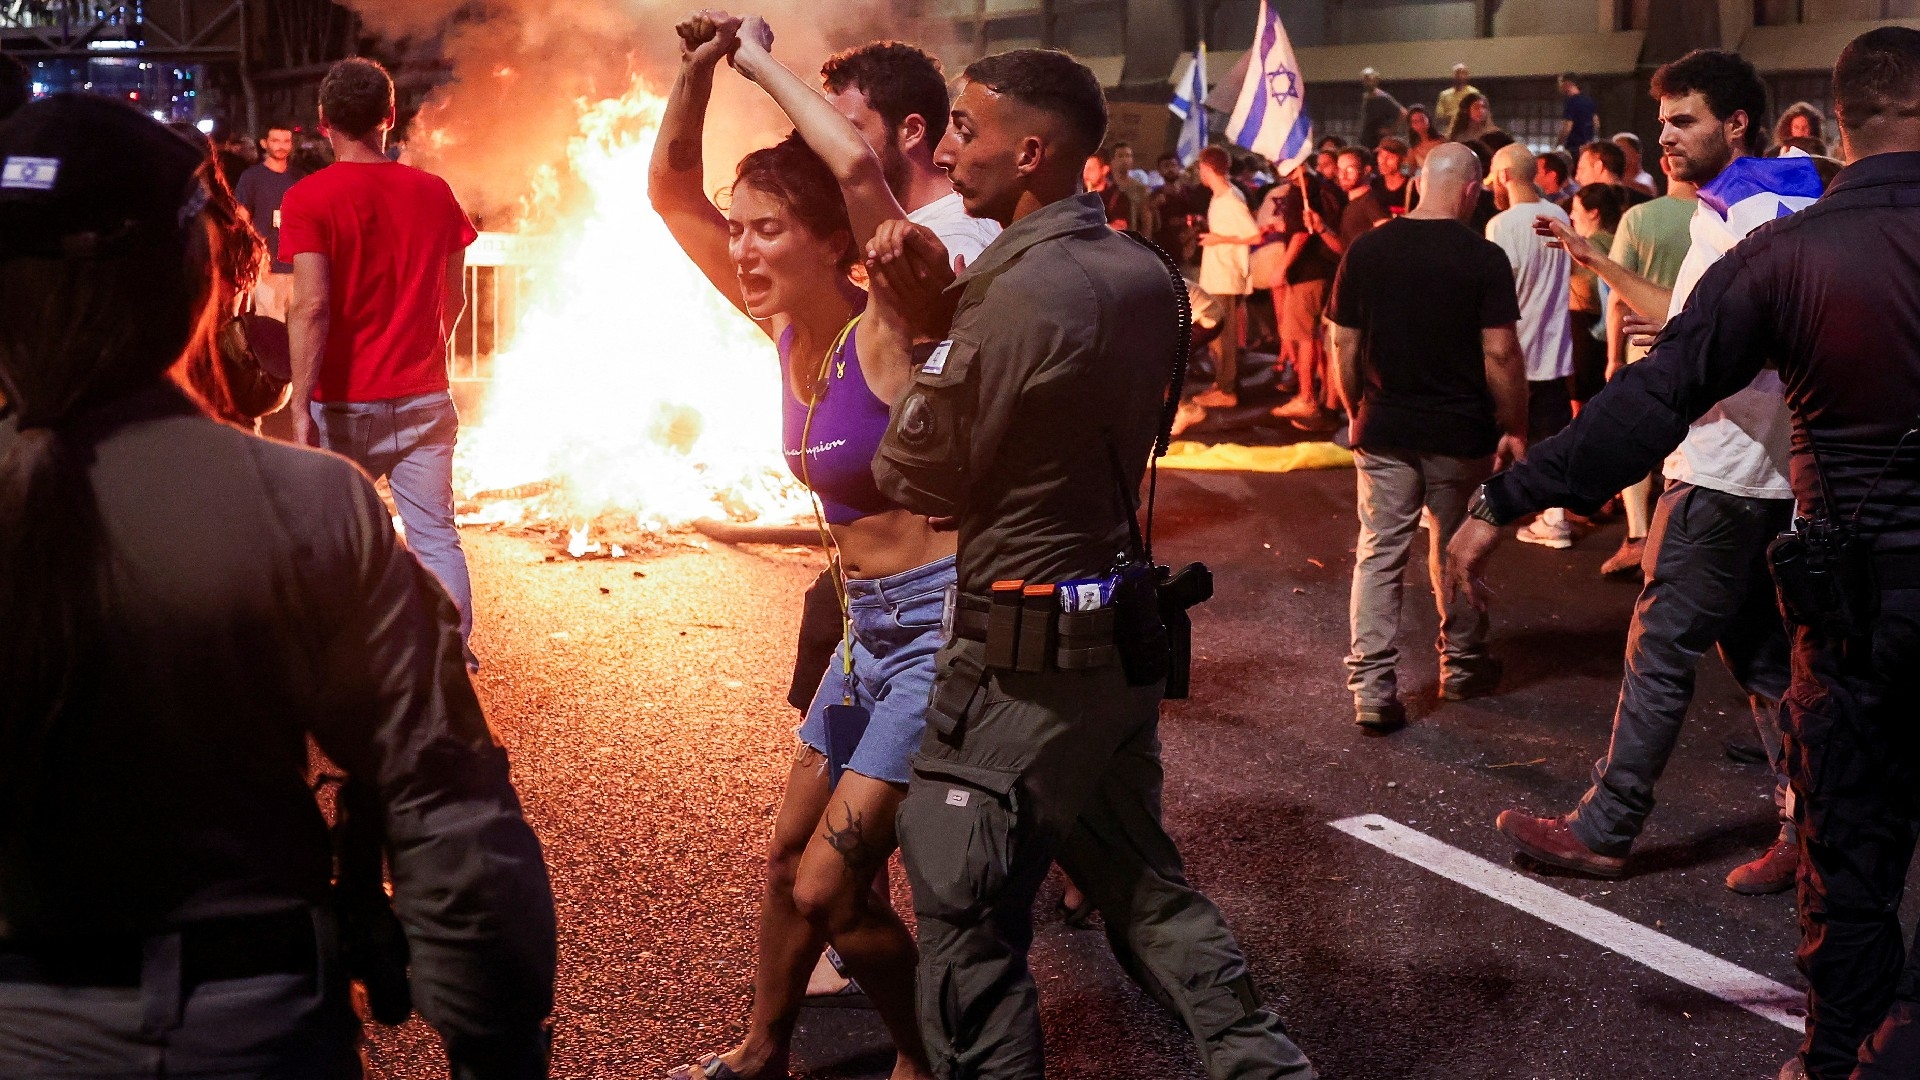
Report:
1016,584,1057,673
985,580,1025,670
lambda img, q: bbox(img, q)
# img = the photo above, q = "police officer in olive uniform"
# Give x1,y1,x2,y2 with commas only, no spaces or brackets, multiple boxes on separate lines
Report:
867,50,1316,1080
0,96,555,1080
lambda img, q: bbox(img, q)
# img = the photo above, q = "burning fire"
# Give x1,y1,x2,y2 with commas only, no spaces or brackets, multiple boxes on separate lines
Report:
454,79,810,538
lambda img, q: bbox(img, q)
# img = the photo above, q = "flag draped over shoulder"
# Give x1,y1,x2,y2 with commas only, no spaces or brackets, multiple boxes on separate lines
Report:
1694,152,1826,253
1170,45,1208,167
1225,0,1312,175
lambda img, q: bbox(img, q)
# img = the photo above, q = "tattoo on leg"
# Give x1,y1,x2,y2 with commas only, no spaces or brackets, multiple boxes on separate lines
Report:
823,804,888,875
667,137,702,172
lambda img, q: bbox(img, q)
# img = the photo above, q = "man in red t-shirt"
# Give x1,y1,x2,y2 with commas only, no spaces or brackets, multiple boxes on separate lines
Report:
282,57,481,660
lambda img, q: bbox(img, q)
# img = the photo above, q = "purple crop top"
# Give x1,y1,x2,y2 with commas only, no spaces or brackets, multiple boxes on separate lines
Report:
780,323,899,526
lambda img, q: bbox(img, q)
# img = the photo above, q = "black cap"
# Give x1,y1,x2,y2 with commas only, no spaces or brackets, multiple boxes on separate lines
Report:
0,93,208,259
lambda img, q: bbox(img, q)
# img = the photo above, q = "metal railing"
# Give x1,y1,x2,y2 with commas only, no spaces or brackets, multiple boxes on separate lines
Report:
449,232,538,383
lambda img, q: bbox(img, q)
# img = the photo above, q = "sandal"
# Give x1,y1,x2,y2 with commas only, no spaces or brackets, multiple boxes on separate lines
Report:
666,1055,791,1080
800,946,872,1010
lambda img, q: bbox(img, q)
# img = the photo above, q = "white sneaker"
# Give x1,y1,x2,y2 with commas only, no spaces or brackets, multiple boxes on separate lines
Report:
1515,515,1573,549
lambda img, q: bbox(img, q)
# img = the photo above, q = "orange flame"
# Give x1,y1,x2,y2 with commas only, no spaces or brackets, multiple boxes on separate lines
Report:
456,79,809,534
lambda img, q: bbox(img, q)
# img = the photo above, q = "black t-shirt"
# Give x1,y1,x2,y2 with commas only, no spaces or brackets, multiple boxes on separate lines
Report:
1338,189,1392,251
234,163,308,272
1370,175,1414,215
1278,175,1347,284
1329,217,1521,458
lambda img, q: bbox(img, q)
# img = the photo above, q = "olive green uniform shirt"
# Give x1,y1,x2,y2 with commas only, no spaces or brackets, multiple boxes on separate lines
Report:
874,193,1179,595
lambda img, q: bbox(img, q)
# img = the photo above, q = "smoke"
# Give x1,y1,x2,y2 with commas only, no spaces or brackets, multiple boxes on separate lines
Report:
344,0,901,224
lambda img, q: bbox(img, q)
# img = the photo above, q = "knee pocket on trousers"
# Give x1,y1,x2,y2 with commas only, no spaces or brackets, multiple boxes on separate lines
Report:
900,755,1021,922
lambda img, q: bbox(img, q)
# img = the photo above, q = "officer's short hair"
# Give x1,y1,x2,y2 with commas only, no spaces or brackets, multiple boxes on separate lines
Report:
820,41,950,148
1580,139,1625,177
961,49,1107,161
1650,49,1769,155
1833,26,1920,134
319,58,394,140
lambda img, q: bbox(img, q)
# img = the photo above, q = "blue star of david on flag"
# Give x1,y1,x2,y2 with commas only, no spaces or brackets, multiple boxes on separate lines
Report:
1225,0,1313,174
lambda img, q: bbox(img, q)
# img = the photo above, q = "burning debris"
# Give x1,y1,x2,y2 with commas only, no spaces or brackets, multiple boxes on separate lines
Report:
448,82,814,554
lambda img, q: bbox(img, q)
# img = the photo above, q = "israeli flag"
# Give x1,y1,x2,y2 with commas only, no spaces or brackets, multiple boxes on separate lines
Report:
1225,0,1313,175
1696,151,1825,244
1169,45,1208,167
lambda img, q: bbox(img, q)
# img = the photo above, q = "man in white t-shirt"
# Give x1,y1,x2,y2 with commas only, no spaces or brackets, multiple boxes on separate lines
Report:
1192,145,1260,410
1491,49,1813,897
822,41,1002,272
1484,142,1575,547
802,40,1004,1002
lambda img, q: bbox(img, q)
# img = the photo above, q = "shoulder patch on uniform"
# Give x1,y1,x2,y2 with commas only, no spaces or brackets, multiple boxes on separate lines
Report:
922,340,954,376
1,156,59,191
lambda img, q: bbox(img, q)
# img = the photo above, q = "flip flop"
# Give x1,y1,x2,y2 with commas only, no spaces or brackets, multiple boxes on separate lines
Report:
800,976,872,1010
665,1055,791,1080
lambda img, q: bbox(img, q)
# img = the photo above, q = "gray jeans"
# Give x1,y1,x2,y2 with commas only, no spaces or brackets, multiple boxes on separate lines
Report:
0,911,360,1079
1570,481,1794,856
311,390,473,646
1346,447,1493,706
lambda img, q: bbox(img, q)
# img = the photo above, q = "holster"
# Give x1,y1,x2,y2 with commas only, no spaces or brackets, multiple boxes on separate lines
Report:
1155,563,1214,699
330,776,413,1026
1768,519,1878,639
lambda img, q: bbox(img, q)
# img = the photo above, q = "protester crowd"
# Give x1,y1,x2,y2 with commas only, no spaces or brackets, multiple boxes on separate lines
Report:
1,14,1918,1080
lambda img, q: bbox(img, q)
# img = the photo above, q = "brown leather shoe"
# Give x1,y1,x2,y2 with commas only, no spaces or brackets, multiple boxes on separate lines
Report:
1495,811,1628,878
1727,834,1800,895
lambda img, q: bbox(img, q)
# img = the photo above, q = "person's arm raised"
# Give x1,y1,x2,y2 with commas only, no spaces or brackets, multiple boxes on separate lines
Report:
1535,215,1670,320
729,16,904,246
649,12,761,329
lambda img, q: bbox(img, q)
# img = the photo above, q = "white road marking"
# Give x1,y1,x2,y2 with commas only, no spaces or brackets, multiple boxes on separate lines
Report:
1329,814,1806,1032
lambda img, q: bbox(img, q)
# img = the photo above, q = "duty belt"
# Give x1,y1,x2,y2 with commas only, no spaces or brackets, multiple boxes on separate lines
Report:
953,585,1120,673
0,907,318,988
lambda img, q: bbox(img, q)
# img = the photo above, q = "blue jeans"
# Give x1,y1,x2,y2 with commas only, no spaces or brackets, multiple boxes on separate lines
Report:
798,555,955,786
311,391,474,647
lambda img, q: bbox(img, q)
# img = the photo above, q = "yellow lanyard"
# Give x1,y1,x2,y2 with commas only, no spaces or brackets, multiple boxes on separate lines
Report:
796,316,862,706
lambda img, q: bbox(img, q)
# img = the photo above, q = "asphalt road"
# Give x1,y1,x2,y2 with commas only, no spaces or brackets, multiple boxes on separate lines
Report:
360,463,1920,1080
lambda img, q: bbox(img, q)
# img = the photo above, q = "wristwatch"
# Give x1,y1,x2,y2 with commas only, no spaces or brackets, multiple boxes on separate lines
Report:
1466,484,1503,526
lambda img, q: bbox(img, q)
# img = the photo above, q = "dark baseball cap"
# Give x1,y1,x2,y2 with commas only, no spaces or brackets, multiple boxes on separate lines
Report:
0,93,208,259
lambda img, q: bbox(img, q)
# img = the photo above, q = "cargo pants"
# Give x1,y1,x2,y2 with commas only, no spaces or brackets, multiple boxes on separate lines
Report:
896,638,1316,1080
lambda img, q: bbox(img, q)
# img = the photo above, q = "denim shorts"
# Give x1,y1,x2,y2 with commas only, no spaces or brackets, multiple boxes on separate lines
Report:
798,555,956,786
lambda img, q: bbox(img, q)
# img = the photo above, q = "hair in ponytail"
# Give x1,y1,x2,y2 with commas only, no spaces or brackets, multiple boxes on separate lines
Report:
0,209,216,790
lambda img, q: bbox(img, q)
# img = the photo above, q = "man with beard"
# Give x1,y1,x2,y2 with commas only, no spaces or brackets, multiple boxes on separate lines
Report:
1491,49,1814,898
1451,28,1920,1078
865,48,1316,1080
775,39,1008,1008
823,41,1001,275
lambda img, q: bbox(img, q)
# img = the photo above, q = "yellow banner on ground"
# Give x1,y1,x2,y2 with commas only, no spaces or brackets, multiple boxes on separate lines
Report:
1160,440,1354,472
